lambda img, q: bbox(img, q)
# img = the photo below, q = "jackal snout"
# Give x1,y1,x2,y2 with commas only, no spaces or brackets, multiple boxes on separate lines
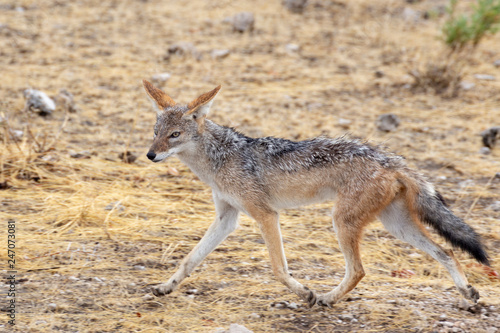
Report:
146,150,157,161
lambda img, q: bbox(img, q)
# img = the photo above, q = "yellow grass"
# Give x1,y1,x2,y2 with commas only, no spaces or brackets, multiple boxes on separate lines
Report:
1,0,499,332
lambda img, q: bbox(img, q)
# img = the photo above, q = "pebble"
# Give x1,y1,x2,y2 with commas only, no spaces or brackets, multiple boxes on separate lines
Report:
481,126,499,148
376,113,400,132
133,265,146,270
48,303,57,311
211,49,230,60
166,42,201,61
288,302,298,309
494,60,500,68
23,89,56,116
68,276,79,282
151,73,171,83
459,81,475,91
285,43,300,54
480,147,491,155
142,294,154,301
474,74,496,81
283,0,308,14
104,202,125,212
230,12,255,33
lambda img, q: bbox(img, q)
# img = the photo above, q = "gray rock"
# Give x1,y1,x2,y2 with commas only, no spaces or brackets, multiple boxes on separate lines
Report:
48,303,57,311
376,113,400,132
133,265,146,270
481,126,500,148
166,42,201,61
494,60,500,68
23,89,56,116
231,12,255,33
151,73,171,83
228,324,253,333
283,0,308,13
488,201,500,212
480,147,491,155
211,49,230,60
474,74,496,81
459,81,475,91
285,43,300,54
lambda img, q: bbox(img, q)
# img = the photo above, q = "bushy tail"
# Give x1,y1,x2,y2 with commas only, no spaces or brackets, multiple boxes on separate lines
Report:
398,171,490,266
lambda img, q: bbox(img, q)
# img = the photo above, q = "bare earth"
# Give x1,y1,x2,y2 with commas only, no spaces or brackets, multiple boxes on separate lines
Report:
1,0,499,332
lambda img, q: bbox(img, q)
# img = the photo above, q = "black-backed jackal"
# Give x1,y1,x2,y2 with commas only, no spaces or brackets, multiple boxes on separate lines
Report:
142,80,489,307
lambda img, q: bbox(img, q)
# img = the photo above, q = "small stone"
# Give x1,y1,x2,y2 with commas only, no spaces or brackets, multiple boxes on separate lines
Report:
249,313,261,319
488,201,500,212
283,0,308,14
166,42,201,61
288,302,298,309
231,12,255,33
474,74,496,81
119,151,137,163
23,89,56,116
228,323,253,333
442,321,454,327
186,289,198,295
48,303,57,311
151,73,171,83
68,276,79,282
376,113,400,132
338,118,352,128
375,70,384,78
285,43,300,54
142,294,155,301
133,265,146,270
105,202,125,212
11,130,23,139
92,277,103,283
341,313,354,321
481,126,500,148
494,60,500,68
211,49,230,60
479,147,491,155
459,81,475,91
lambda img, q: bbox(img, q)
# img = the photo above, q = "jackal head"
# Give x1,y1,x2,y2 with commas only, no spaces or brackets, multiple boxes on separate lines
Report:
143,80,220,162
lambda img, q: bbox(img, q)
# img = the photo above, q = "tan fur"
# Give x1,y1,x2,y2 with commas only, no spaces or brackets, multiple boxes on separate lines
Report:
143,82,484,307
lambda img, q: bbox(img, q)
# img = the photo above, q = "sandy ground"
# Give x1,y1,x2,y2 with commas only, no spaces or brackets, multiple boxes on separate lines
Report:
1,0,500,332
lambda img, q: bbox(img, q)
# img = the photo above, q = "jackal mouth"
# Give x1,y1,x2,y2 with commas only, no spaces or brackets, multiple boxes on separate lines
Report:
148,150,175,163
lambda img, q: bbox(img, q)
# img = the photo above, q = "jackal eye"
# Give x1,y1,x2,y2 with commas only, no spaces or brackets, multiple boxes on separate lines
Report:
170,131,180,138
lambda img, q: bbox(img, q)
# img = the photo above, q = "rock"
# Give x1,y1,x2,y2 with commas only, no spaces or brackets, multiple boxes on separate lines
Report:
285,43,300,54
376,113,400,132
480,147,491,155
288,302,298,309
374,70,384,78
105,202,125,212
133,265,146,270
23,89,56,116
459,81,475,91
474,74,496,81
142,294,155,301
166,42,201,61
481,126,500,148
494,60,500,68
11,130,23,139
55,89,78,113
151,73,171,83
488,201,500,212
48,303,57,311
228,324,253,333
338,118,352,128
230,12,255,33
211,49,230,60
69,151,91,159
283,0,308,14
402,7,421,22
119,151,137,163
68,276,79,282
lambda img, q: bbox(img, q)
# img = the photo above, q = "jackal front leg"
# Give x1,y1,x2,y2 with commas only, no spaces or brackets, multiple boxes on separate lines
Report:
252,210,317,307
152,197,239,296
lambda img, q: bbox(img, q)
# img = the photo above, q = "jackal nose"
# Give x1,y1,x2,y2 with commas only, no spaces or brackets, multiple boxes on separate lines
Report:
146,151,156,161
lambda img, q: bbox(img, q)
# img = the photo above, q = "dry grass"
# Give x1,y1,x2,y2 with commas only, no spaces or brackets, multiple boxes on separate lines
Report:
1,0,500,332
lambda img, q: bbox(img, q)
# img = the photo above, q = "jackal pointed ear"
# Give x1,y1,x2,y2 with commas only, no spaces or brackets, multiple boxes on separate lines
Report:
185,85,221,118
142,79,176,113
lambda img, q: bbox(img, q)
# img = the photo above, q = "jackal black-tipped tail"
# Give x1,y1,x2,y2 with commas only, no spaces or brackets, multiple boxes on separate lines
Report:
400,173,490,266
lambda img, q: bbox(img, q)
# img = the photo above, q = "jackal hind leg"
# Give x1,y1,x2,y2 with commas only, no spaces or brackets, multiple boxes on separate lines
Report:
316,209,368,307
251,209,317,307
379,199,479,303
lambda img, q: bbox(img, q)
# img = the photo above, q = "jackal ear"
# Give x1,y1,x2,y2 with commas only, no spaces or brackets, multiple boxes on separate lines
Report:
185,85,221,119
142,79,176,113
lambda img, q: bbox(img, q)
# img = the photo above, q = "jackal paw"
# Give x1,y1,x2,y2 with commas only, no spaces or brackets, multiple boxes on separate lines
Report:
462,284,480,303
316,294,336,308
151,283,174,297
305,289,317,308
